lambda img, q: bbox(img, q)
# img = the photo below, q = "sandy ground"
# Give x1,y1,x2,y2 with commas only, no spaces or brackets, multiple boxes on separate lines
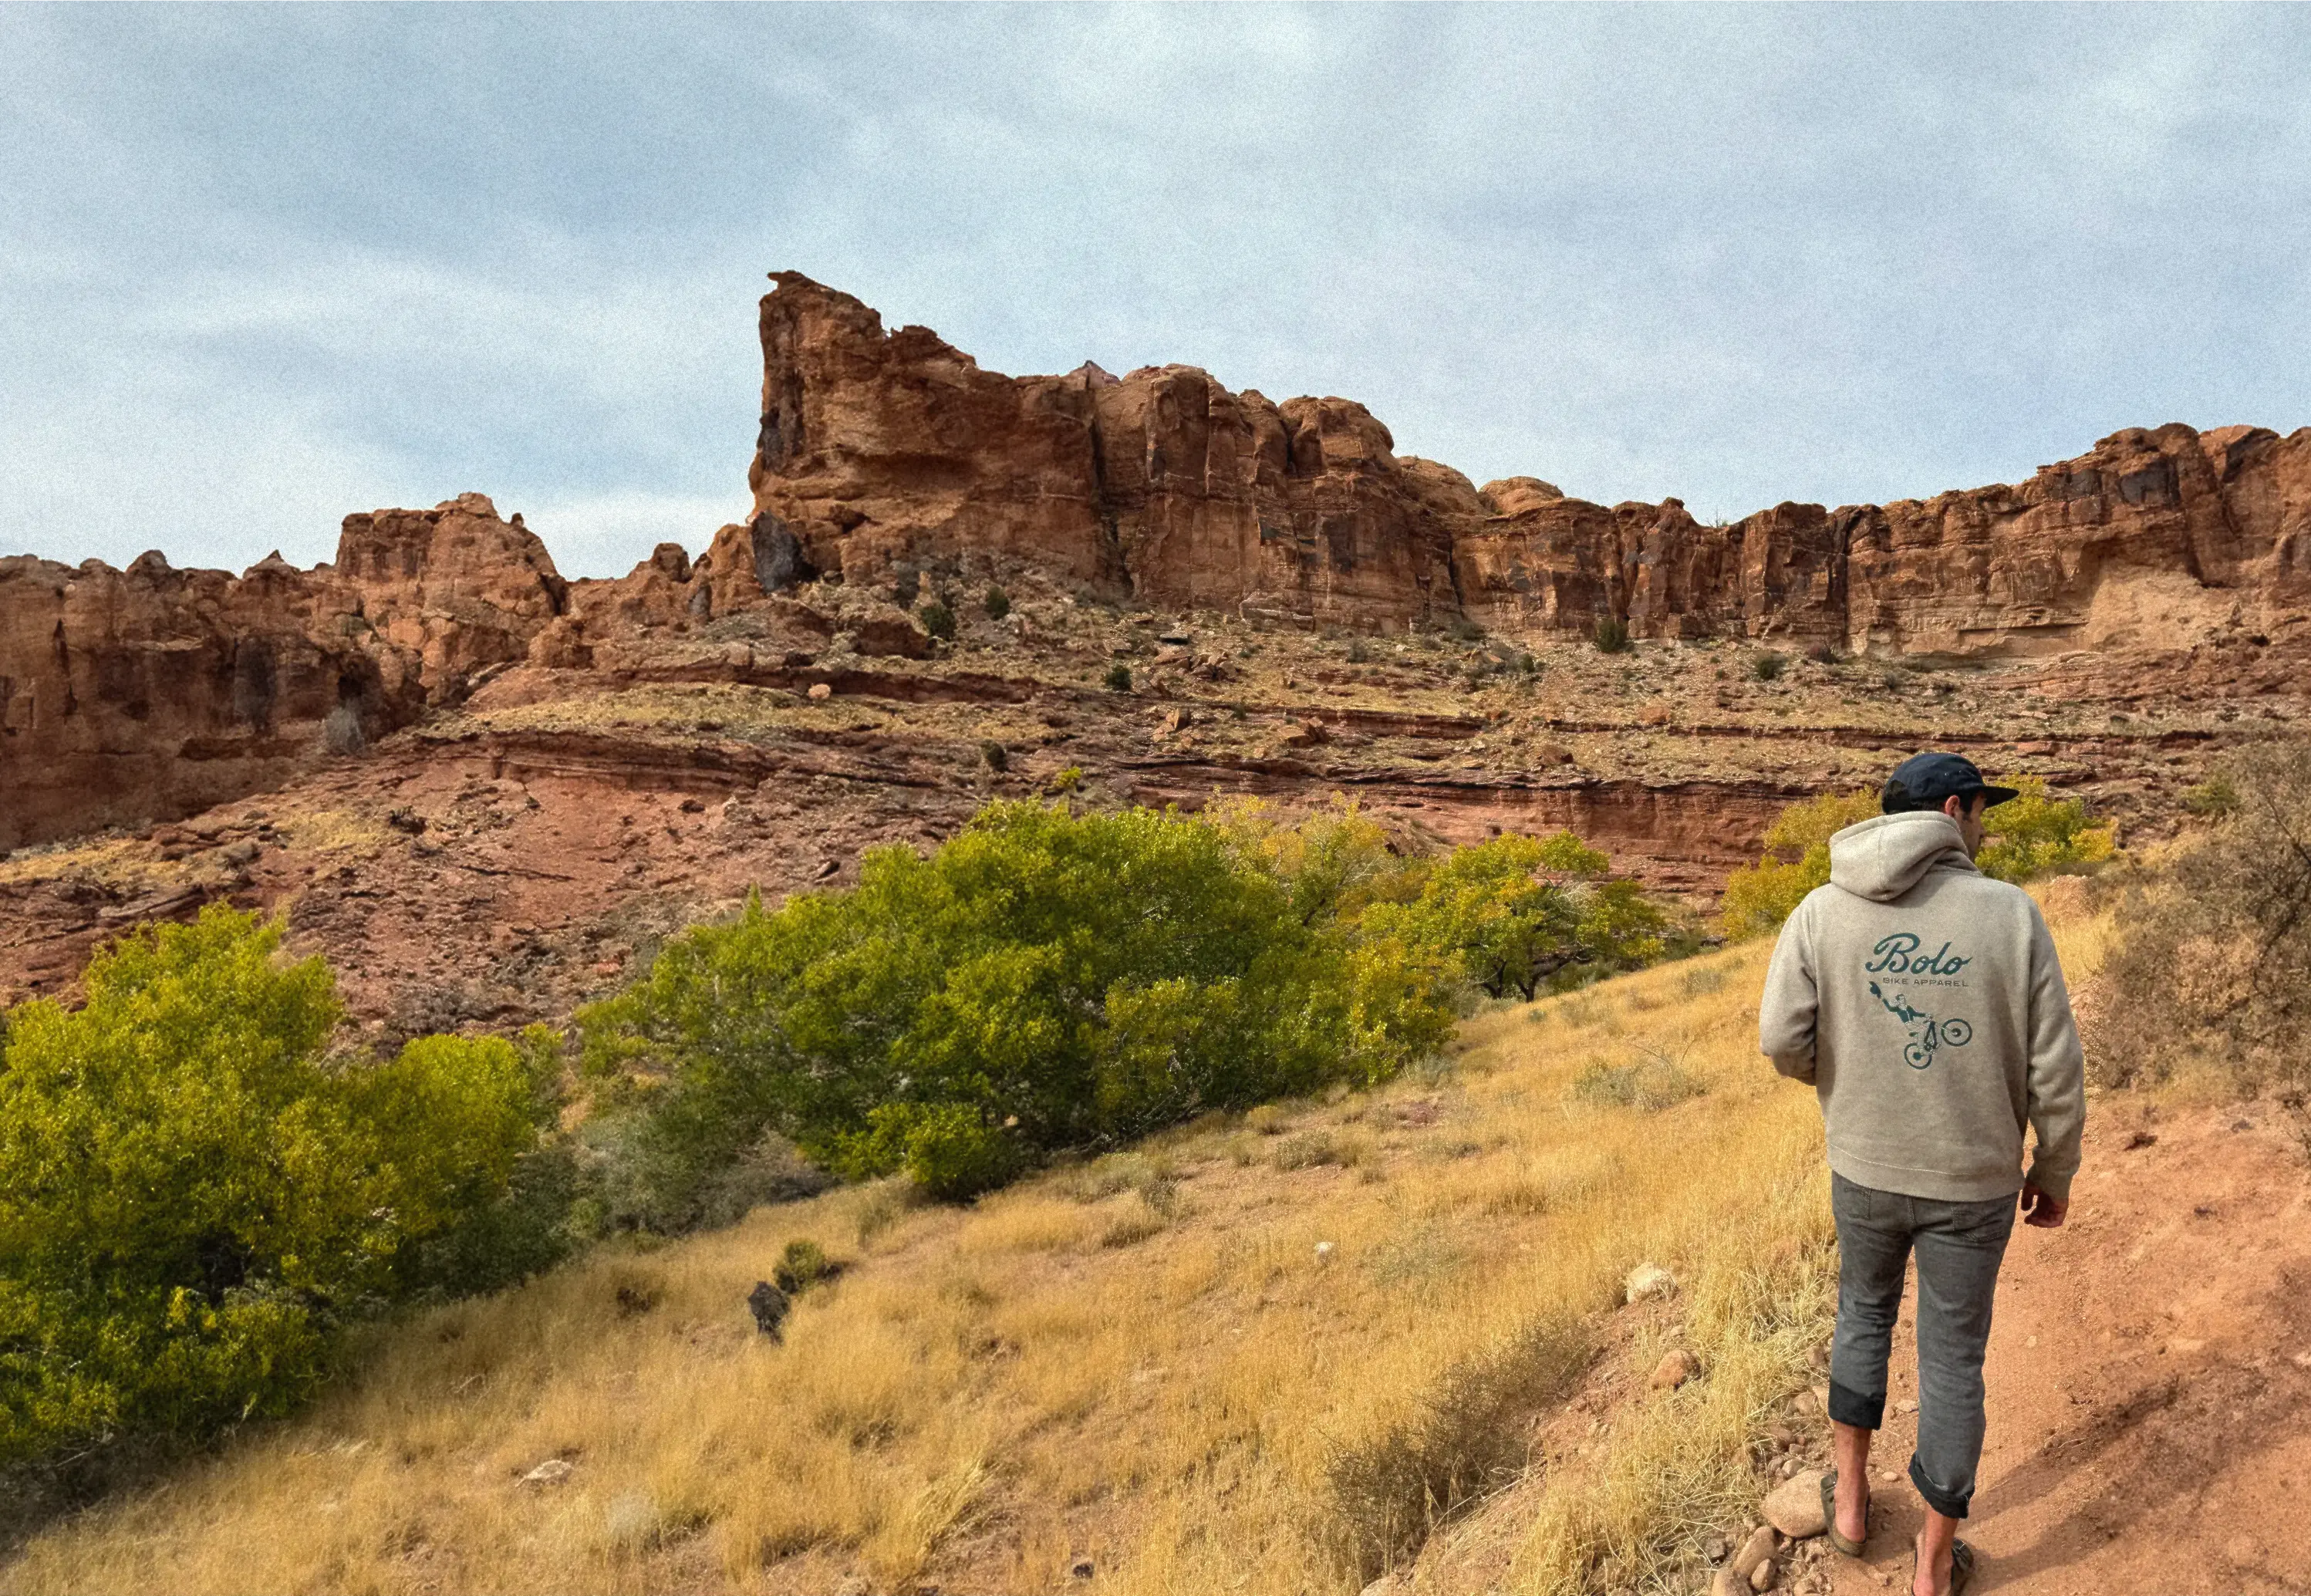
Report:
1827,1101,2311,1596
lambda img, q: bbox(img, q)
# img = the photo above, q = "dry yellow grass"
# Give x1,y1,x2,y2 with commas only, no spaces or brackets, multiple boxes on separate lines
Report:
2,897,2113,1596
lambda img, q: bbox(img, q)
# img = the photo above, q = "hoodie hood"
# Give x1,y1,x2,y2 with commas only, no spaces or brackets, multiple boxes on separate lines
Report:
1827,811,1978,903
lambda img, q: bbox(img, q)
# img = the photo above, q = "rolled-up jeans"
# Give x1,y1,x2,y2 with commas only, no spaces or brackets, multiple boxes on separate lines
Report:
1828,1171,2018,1520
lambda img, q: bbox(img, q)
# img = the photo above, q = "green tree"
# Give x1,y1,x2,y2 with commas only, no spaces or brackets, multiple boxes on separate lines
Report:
1203,794,1412,926
581,803,1459,1216
1369,832,1669,1000
1975,777,2116,883
1718,789,1879,940
0,908,551,1463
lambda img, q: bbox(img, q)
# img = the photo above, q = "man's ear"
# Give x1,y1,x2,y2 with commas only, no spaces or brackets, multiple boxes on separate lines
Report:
1942,794,1967,821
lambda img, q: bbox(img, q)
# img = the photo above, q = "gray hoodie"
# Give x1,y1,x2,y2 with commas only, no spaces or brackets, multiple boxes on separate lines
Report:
1759,811,2085,1203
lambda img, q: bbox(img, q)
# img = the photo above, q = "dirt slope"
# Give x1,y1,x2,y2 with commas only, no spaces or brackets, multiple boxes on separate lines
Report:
1822,1102,2311,1596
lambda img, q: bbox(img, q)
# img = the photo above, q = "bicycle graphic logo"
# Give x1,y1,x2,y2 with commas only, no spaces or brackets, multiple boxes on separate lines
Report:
1869,980,1973,1070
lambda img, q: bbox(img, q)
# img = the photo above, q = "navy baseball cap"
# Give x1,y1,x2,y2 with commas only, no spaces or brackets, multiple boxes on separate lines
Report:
1882,752,2019,815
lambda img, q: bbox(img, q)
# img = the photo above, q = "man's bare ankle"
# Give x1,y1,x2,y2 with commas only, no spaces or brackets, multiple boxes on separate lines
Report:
1912,1531,1952,1596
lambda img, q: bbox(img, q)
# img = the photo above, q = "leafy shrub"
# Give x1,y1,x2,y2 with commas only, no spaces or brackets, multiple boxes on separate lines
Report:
2084,741,2311,1095
1593,616,1632,654
2181,774,2240,818
980,740,1008,772
1104,663,1133,693
579,803,1461,1217
0,909,555,1465
772,1240,836,1295
1749,650,1786,682
1204,795,1406,928
831,1102,1025,1200
1720,779,2115,938
917,601,956,641
982,585,1011,621
1975,778,2116,883
1364,832,1670,1000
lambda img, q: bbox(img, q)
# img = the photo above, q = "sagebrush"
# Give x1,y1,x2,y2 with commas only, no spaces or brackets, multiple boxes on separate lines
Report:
2084,740,2311,1095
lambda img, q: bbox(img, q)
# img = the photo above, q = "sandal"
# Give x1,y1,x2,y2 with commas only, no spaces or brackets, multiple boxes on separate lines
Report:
1820,1469,1867,1557
1915,1537,1977,1596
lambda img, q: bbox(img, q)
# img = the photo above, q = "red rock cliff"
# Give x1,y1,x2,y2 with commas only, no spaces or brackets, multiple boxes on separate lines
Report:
741,272,1472,629
745,274,2311,660
7,275,2306,852
0,495,562,849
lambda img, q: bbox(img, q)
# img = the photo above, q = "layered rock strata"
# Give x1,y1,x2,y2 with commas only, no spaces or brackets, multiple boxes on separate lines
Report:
747,274,2311,660
0,495,562,849
744,272,1470,630
6,272,2306,855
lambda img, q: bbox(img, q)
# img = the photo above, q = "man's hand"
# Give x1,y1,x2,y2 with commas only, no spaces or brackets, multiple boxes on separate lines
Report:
2021,1181,2069,1229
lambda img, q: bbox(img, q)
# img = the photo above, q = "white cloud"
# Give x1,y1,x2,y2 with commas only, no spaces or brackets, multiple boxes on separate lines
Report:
2,5,2308,576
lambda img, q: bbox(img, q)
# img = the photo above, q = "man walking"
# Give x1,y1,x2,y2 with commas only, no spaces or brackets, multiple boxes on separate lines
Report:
1759,753,2085,1596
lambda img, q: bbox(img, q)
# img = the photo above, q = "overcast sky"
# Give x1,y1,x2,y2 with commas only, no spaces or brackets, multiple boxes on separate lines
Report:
5,5,2309,579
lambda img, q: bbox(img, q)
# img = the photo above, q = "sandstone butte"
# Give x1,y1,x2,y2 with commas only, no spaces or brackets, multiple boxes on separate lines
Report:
4,269,2308,855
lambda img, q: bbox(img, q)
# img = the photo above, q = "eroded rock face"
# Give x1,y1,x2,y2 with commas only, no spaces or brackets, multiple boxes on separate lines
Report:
749,273,2311,661
746,273,1470,629
1844,423,2311,659
336,494,569,696
0,497,565,850
7,273,2307,856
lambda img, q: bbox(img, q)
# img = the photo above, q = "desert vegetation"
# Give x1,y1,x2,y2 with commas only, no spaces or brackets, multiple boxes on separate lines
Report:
0,801,1685,1500
1717,776,2116,938
9,913,1998,1596
0,909,566,1472
2084,739,2311,1104
576,799,1679,1222
14,741,2288,1594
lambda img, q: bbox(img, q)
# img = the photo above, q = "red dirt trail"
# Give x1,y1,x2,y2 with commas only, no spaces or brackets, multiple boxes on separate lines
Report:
1829,1102,2311,1596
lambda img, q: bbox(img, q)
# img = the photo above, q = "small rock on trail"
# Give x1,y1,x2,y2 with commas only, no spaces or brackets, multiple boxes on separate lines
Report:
1650,1348,1700,1389
1763,1467,1828,1538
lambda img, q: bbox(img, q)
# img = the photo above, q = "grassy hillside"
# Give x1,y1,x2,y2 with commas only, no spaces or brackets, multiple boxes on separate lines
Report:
3,906,2111,1596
